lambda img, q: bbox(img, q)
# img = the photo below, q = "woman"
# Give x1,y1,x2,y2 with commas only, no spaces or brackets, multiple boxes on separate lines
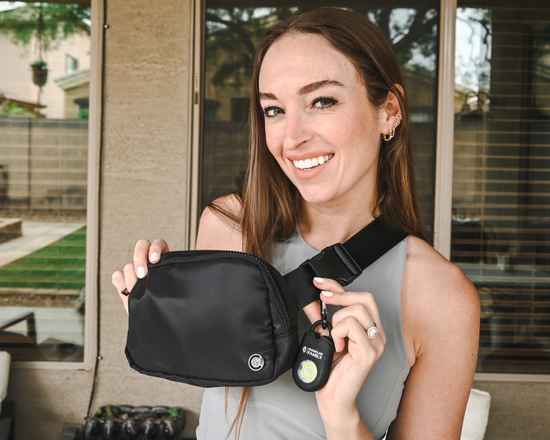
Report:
112,8,480,440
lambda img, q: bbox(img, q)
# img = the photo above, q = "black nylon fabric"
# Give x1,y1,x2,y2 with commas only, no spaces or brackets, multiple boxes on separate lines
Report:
285,217,408,309
126,252,299,387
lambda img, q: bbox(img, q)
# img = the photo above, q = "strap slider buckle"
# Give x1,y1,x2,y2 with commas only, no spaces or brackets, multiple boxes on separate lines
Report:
300,243,362,287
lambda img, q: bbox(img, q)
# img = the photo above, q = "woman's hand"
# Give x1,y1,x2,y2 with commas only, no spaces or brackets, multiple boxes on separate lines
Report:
111,238,170,313
304,277,385,439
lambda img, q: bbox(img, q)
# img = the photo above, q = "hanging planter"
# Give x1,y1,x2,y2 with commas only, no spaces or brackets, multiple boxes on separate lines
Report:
31,60,48,87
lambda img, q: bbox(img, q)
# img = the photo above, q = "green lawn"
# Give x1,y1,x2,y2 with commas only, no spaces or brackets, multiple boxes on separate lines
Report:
0,227,86,290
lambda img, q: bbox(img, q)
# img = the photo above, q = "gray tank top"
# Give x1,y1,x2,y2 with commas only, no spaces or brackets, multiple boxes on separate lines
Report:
197,232,409,440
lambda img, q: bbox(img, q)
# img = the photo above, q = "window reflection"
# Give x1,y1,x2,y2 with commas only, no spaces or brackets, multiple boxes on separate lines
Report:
452,4,550,374
0,1,91,362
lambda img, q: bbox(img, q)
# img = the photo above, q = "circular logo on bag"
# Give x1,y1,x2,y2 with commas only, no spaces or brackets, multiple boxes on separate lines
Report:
248,354,265,371
297,360,317,383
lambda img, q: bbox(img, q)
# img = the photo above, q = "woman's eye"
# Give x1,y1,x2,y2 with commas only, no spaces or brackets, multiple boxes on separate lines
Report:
312,97,337,109
264,107,284,118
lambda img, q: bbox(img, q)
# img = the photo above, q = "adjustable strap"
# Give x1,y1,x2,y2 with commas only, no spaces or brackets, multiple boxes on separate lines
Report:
284,217,408,309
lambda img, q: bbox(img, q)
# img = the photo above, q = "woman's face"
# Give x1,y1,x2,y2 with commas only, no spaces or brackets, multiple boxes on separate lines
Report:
258,33,392,208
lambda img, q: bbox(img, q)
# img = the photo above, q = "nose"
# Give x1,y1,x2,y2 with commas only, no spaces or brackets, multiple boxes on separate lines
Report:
282,110,311,151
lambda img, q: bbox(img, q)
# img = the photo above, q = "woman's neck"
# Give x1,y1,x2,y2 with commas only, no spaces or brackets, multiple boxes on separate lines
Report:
298,195,377,251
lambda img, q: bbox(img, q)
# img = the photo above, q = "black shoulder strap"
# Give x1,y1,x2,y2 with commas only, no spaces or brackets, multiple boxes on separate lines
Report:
284,217,408,309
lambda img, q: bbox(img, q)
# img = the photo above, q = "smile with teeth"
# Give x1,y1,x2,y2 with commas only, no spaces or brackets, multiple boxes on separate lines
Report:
293,154,334,171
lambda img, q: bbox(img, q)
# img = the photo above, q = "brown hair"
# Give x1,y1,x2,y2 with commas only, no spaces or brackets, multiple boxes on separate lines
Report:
209,7,428,438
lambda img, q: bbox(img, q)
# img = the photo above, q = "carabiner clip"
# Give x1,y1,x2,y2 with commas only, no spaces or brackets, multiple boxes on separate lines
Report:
320,300,328,329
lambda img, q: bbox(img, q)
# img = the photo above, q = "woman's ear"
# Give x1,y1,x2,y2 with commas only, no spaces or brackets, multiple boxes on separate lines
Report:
381,85,404,135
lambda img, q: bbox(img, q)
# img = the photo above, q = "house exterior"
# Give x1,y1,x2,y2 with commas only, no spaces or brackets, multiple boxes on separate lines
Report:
1,1,549,439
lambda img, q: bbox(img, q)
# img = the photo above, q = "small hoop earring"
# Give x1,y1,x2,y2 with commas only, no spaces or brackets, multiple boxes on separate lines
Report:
382,129,395,142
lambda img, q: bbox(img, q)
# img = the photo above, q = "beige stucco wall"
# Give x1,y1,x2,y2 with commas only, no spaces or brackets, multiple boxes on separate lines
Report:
94,0,203,438
5,1,550,440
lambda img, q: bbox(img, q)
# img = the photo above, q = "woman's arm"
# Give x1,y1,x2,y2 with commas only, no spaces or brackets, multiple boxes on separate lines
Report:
195,195,243,251
387,236,480,439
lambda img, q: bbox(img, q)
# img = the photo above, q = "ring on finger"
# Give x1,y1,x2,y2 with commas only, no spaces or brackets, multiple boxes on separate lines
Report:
121,288,129,296
367,322,378,340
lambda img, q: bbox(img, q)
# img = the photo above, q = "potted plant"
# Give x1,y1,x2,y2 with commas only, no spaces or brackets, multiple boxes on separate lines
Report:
30,60,48,87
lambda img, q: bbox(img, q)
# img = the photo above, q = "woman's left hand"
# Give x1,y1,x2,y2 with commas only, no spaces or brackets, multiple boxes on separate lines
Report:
303,277,385,435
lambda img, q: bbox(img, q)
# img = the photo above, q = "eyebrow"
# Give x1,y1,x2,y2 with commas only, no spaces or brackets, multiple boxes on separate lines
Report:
259,79,344,101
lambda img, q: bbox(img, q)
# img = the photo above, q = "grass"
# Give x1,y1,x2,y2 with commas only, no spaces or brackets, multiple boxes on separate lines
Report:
0,227,86,290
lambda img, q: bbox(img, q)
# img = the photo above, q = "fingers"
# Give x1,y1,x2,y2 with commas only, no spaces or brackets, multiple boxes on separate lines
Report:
133,238,170,279
112,269,129,313
313,277,384,353
149,238,170,262
303,300,322,325
313,276,344,295
133,239,151,279
331,316,384,363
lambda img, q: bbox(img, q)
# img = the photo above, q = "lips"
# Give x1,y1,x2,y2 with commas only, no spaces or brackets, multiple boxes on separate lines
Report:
293,154,334,171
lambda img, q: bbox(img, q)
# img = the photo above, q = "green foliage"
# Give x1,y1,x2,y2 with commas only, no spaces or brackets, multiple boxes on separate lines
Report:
0,3,91,53
78,107,89,119
206,8,298,89
0,226,86,290
205,7,439,90
0,101,38,118
30,59,47,70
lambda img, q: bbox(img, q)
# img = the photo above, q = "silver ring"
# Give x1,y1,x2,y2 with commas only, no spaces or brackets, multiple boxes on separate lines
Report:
367,323,378,340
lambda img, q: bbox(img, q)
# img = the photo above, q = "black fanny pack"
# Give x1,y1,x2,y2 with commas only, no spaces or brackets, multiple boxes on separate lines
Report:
125,217,407,388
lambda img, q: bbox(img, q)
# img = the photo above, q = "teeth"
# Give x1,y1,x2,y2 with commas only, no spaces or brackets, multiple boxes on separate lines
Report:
293,154,333,170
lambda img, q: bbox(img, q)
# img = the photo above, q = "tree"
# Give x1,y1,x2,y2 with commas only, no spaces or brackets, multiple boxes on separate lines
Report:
205,6,439,90
0,3,90,60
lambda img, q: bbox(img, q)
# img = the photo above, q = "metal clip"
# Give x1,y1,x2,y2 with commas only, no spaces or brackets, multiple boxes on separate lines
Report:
320,300,328,329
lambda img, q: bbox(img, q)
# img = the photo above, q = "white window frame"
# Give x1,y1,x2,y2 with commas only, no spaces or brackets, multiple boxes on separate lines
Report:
189,0,550,382
12,0,101,370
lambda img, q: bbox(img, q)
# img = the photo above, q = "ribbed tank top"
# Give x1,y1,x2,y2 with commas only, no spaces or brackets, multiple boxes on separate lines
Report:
197,232,410,440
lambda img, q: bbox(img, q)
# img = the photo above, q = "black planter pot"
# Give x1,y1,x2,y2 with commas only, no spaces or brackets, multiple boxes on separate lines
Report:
32,68,48,87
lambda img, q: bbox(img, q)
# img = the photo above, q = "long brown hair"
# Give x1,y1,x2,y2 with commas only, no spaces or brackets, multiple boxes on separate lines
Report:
209,8,428,438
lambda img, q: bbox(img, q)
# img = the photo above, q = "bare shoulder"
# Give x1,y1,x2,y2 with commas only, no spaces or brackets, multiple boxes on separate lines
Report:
402,236,480,360
195,194,243,251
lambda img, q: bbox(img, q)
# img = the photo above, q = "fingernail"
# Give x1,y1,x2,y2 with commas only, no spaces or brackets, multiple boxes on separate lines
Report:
137,266,146,278
314,277,324,283
321,290,333,297
335,344,339,353
151,252,159,262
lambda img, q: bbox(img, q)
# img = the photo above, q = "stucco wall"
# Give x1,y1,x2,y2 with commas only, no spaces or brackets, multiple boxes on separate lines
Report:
95,0,202,437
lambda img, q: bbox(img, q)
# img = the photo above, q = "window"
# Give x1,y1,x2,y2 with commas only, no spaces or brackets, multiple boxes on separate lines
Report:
198,2,440,239
0,1,92,363
452,1,550,374
67,54,79,75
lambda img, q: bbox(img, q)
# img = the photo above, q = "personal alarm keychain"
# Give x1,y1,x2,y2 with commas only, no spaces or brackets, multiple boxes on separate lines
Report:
293,300,336,392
